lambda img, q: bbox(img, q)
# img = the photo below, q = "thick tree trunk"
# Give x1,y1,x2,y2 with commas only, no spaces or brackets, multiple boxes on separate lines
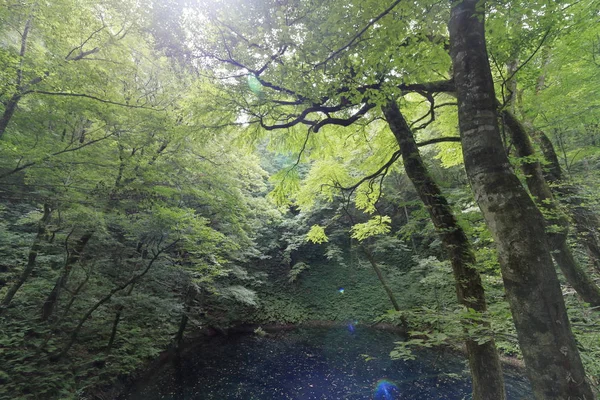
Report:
41,231,93,321
1,204,51,311
503,110,600,307
449,1,594,399
382,100,506,400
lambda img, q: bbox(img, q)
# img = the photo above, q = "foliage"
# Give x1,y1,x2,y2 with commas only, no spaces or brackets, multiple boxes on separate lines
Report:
351,216,392,241
306,225,329,244
0,0,600,397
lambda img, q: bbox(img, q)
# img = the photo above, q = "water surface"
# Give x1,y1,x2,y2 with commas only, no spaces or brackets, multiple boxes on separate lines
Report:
124,326,531,400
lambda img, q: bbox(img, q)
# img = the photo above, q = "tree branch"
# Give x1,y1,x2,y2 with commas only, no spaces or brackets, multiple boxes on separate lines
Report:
314,0,404,68
416,136,461,147
28,91,163,110
65,23,106,61
0,130,115,179
338,150,402,192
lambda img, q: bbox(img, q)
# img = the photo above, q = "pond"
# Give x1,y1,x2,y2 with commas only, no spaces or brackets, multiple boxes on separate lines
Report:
123,326,532,400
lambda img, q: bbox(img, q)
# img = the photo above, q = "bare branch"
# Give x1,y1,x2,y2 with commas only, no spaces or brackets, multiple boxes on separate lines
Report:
312,103,375,132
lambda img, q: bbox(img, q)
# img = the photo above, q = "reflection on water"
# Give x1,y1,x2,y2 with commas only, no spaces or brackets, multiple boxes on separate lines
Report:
124,326,532,400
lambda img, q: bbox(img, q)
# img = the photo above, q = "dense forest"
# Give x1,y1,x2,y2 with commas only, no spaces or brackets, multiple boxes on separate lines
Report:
1,0,599,399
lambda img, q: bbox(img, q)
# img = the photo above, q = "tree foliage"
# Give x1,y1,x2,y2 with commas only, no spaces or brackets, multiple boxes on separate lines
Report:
1,0,600,398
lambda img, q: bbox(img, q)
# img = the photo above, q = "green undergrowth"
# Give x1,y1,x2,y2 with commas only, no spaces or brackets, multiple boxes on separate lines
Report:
247,250,459,325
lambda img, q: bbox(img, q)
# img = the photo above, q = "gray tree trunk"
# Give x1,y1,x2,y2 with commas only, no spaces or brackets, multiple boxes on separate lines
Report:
382,100,506,400
448,1,594,398
530,128,600,274
502,110,600,307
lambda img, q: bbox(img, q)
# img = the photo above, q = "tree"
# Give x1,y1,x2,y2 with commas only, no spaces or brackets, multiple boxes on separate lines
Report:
448,0,594,397
172,1,507,398
382,100,505,399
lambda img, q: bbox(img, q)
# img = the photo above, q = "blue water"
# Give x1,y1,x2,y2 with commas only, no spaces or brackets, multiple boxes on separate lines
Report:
124,327,532,400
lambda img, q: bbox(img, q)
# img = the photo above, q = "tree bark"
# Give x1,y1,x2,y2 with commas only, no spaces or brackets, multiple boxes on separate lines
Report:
1,204,52,311
530,129,562,184
0,19,32,139
382,100,506,400
449,1,594,399
502,110,600,307
41,231,93,321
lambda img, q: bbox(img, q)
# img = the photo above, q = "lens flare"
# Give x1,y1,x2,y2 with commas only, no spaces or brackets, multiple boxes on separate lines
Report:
347,322,355,333
247,74,262,95
374,379,398,400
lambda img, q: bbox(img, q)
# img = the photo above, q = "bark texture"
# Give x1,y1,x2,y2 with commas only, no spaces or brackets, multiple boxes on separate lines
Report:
382,100,506,400
449,1,594,398
503,110,600,307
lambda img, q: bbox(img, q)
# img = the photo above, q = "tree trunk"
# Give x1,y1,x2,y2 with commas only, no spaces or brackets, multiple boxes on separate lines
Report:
529,128,600,274
0,95,22,140
107,283,136,352
449,1,594,399
41,231,93,321
61,272,90,319
382,100,506,400
530,129,562,184
362,245,401,312
1,204,52,311
0,18,32,140
502,110,600,307
51,240,177,361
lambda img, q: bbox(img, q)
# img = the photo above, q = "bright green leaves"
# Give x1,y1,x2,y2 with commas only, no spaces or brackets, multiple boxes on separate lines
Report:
306,225,329,244
296,160,352,209
354,184,381,214
434,141,463,168
351,215,392,241
268,168,300,206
